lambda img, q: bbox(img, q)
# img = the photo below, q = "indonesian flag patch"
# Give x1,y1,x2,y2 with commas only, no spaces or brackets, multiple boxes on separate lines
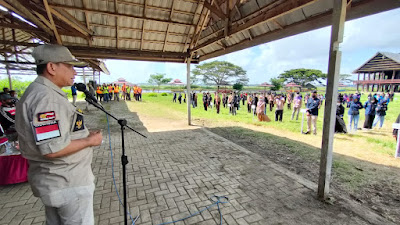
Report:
37,111,56,122
32,121,61,142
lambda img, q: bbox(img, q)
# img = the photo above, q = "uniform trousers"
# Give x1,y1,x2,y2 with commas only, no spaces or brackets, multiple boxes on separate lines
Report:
41,183,95,225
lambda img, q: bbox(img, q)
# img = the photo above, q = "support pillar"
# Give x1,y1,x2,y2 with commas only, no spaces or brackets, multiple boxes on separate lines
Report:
82,68,89,111
391,70,395,93
186,57,192,125
6,63,12,90
318,0,346,200
362,73,365,92
357,73,360,92
367,73,370,92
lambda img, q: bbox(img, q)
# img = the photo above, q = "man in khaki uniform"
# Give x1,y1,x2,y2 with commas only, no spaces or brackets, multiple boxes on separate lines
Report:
16,45,103,225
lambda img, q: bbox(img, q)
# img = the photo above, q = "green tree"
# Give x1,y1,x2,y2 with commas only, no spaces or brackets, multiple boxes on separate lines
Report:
339,74,353,84
192,61,248,87
270,78,284,91
148,73,172,93
232,83,243,91
278,68,327,87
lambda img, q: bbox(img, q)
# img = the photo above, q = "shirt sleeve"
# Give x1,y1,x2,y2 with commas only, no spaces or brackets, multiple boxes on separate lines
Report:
31,98,73,155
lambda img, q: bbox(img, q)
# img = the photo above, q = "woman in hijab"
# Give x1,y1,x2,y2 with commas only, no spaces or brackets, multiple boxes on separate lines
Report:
363,95,377,129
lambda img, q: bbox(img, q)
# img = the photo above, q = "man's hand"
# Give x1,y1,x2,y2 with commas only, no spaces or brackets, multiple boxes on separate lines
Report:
88,130,103,146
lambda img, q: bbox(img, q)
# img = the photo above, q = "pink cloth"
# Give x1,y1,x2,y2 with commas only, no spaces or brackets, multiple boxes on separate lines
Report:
0,155,29,185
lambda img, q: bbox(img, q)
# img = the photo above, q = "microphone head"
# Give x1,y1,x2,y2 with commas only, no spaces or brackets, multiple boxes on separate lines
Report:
76,83,87,92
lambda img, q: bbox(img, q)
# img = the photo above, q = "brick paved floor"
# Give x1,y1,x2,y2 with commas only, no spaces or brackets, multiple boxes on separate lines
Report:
0,101,392,225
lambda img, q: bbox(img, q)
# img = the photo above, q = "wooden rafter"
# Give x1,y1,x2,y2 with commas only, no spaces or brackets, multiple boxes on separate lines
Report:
43,0,62,44
82,0,93,46
203,0,227,20
90,35,186,46
193,0,317,52
272,19,283,29
182,0,203,53
90,23,187,37
163,0,176,52
115,0,119,49
49,3,196,27
50,7,94,37
140,21,145,50
1,0,52,35
190,0,214,50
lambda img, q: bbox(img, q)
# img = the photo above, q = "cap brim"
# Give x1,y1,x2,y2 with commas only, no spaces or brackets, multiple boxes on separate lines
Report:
64,60,88,67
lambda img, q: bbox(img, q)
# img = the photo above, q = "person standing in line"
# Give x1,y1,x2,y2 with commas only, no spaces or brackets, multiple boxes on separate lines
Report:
113,84,120,101
286,92,292,110
202,92,208,111
173,92,177,103
15,44,103,225
363,95,377,129
102,84,109,102
71,83,77,106
194,92,198,107
96,85,102,102
247,94,252,113
393,113,400,141
256,96,266,121
183,93,186,103
291,94,302,120
303,90,320,135
347,95,363,132
178,93,182,104
274,94,285,122
215,92,221,114
268,93,274,111
108,84,113,101
335,98,347,133
372,99,388,129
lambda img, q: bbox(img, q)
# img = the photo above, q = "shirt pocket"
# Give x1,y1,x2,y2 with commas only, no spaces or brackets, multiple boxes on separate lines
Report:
70,110,89,139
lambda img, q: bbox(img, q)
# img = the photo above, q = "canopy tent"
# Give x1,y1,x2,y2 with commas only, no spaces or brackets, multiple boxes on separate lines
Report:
0,0,398,203
169,79,185,85
260,82,273,92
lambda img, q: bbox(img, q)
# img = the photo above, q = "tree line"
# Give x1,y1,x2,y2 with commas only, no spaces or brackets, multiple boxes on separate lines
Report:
148,61,353,92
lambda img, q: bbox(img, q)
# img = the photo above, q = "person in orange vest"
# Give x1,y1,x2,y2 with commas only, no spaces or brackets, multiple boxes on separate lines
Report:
121,84,126,100
133,85,138,101
108,84,113,101
138,86,142,101
113,84,119,102
96,85,102,102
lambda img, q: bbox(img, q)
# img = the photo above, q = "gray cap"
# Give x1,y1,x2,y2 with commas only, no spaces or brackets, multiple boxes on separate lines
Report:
32,44,87,67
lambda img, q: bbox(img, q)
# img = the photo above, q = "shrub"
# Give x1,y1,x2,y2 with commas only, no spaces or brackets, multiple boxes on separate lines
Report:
161,93,168,96
148,93,158,97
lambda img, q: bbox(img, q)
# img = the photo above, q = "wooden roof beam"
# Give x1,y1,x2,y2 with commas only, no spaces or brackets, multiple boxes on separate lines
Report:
182,0,203,53
203,0,227,20
193,0,317,52
1,0,53,35
43,0,62,44
49,3,196,28
50,7,94,37
163,0,176,52
89,23,187,37
82,0,93,46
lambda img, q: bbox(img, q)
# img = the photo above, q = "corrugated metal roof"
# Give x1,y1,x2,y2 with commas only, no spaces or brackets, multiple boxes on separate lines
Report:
0,0,398,63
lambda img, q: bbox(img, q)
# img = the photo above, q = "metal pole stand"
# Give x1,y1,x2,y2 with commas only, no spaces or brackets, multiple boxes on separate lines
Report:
84,98,146,225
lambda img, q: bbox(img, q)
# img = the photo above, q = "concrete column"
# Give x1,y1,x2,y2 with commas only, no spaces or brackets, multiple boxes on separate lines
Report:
186,57,192,125
318,0,346,200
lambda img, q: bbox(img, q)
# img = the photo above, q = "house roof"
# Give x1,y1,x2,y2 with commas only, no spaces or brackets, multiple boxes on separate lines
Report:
0,0,398,65
353,52,400,73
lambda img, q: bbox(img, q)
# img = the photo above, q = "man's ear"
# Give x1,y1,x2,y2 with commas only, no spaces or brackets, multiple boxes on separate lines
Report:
46,62,57,76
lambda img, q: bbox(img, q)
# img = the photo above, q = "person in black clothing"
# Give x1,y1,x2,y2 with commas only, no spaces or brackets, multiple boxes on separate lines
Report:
173,92,177,102
252,94,258,115
0,93,17,140
335,98,347,133
178,93,182,104
363,95,377,129
202,92,208,111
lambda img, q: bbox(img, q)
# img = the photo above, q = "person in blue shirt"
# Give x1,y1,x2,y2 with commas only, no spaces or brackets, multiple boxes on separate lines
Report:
363,95,377,129
303,90,320,135
347,95,363,132
71,83,77,106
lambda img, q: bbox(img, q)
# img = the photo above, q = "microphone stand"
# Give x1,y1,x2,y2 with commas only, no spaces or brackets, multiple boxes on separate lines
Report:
84,97,146,225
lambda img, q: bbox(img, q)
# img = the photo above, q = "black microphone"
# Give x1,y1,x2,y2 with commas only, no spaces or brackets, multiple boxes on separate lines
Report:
76,83,98,104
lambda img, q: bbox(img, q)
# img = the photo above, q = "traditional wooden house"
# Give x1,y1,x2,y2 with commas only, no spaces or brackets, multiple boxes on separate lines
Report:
353,52,400,92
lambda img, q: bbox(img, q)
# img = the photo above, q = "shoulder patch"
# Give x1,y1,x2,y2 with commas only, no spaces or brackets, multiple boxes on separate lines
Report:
73,113,85,132
37,111,56,122
32,121,61,142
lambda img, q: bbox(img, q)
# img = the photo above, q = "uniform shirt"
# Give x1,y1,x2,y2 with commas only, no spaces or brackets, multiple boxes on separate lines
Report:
306,97,320,116
15,76,94,197
348,101,363,115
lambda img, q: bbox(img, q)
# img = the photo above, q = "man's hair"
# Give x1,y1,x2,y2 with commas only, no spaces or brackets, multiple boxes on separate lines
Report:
36,63,48,75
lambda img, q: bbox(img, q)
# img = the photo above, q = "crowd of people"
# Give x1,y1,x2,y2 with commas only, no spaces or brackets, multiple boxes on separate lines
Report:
73,83,143,104
172,90,397,136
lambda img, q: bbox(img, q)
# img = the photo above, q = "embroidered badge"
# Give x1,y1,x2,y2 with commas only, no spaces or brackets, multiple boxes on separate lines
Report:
37,111,56,122
73,113,85,132
32,121,61,142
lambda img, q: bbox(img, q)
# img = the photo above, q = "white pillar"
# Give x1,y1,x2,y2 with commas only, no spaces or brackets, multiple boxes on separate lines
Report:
318,0,347,200
186,57,192,125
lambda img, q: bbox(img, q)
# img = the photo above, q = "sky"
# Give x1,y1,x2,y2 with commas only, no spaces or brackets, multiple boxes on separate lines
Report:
6,7,400,85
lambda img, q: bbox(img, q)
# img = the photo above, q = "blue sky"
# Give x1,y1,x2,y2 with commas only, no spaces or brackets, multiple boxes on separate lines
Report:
9,7,400,85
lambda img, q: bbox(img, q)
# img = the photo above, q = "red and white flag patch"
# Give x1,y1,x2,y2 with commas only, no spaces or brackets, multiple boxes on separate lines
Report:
37,111,56,122
32,121,61,142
